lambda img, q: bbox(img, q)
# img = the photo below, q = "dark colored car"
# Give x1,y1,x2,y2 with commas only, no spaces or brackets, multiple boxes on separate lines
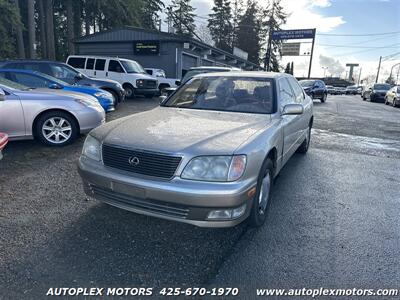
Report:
299,79,328,102
0,60,125,103
362,83,391,103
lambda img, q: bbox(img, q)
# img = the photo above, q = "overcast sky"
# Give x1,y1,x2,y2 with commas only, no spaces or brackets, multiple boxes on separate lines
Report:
161,0,400,82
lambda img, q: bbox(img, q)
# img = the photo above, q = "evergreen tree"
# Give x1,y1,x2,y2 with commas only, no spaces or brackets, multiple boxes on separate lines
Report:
284,62,290,74
231,0,243,48
264,0,287,71
0,0,21,58
208,0,233,52
235,0,263,64
168,0,196,36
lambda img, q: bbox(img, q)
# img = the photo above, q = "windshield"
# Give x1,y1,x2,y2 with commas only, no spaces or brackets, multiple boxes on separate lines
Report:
373,84,390,90
120,60,146,74
0,77,30,91
163,76,275,114
299,80,314,87
182,69,231,84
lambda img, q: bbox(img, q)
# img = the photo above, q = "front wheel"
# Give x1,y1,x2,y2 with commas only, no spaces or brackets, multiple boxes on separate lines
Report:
393,99,397,107
123,85,135,99
248,159,274,228
34,111,78,146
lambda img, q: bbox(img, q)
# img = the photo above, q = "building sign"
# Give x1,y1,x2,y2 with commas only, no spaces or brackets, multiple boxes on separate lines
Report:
233,47,248,60
272,29,315,40
134,41,160,55
281,43,301,56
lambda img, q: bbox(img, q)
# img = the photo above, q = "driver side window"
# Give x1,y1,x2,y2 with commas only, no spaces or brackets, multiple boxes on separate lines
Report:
13,73,48,88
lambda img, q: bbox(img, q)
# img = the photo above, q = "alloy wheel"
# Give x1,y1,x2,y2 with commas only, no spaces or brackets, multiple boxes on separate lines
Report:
42,117,72,144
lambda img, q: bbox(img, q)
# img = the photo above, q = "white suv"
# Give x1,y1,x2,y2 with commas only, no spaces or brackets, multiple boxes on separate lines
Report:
66,56,158,98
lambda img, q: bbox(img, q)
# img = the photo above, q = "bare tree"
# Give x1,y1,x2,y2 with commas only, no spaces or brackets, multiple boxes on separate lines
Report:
44,0,55,59
37,0,47,58
13,0,25,58
66,0,74,55
27,0,36,58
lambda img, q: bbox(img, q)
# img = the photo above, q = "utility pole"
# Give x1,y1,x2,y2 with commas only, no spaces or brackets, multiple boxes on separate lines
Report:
307,28,316,79
375,56,382,83
264,0,275,71
357,67,362,85
389,63,400,82
322,66,328,78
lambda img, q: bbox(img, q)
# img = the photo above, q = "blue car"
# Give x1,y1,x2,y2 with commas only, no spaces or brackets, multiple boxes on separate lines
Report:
0,69,115,112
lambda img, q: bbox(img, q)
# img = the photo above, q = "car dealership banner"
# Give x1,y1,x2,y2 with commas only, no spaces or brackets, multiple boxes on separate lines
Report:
272,29,315,40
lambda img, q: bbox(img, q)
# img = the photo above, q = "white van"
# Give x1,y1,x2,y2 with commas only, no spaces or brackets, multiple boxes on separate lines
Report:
66,55,158,98
144,68,178,92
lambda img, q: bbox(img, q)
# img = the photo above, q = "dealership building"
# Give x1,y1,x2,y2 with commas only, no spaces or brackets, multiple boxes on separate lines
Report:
73,26,262,79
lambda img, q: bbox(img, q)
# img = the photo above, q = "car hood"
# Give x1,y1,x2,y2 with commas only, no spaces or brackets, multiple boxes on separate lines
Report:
96,107,270,155
26,88,99,103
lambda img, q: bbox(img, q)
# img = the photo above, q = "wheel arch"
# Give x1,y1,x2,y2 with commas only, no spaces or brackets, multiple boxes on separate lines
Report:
32,109,80,138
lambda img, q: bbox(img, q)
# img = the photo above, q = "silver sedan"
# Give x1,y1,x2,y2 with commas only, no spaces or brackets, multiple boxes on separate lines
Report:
78,72,313,228
0,77,105,146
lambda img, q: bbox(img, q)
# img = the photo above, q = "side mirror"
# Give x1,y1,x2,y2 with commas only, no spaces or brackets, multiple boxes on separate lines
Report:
175,80,181,86
0,88,5,101
75,73,84,80
159,95,167,104
282,104,304,115
48,83,62,89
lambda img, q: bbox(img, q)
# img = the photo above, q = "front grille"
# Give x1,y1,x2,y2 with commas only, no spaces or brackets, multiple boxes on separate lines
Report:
102,144,182,179
144,80,157,88
90,185,189,219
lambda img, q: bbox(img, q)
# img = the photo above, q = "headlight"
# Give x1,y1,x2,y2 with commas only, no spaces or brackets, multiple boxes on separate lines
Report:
74,98,97,107
82,135,101,161
94,92,112,99
181,155,246,182
136,79,144,86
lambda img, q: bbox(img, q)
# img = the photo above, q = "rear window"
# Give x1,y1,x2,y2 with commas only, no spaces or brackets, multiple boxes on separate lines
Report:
67,57,86,69
95,59,106,71
373,84,390,90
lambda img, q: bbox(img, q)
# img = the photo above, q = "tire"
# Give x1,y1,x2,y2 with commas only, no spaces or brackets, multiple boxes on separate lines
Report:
123,84,135,99
385,97,388,105
248,158,274,228
393,99,397,107
321,93,327,103
34,111,78,146
362,94,366,101
297,123,311,154
310,92,315,99
108,90,120,106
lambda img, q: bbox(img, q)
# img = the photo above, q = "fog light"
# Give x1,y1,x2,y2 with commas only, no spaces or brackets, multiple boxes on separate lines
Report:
207,204,246,220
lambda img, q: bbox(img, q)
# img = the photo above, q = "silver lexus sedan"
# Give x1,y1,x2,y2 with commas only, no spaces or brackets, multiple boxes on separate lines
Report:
0,77,105,146
78,72,313,228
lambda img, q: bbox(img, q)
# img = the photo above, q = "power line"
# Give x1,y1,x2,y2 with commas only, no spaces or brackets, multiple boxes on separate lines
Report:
332,43,400,57
317,43,400,49
317,30,400,37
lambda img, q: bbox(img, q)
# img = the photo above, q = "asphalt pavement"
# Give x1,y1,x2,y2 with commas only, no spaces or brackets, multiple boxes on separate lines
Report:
0,95,399,299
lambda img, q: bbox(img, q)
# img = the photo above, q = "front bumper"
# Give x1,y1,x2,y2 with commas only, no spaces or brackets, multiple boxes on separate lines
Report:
135,88,158,96
78,156,256,227
75,108,106,134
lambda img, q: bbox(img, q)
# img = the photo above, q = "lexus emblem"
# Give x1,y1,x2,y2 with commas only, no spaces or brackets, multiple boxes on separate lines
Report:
128,156,140,166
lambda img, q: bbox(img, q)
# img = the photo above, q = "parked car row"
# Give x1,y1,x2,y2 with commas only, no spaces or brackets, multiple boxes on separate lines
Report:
360,83,399,108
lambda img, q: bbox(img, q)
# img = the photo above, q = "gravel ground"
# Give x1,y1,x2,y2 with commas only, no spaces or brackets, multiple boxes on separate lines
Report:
0,95,399,299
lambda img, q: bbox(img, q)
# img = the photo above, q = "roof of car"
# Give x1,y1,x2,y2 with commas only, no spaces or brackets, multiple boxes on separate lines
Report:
189,66,241,71
193,71,290,79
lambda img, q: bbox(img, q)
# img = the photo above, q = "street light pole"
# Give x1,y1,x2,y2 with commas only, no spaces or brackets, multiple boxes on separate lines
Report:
389,63,400,83
322,67,328,78
357,67,362,86
375,56,382,83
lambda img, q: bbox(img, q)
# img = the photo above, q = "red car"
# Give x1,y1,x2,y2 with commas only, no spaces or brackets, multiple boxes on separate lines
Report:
0,132,8,160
